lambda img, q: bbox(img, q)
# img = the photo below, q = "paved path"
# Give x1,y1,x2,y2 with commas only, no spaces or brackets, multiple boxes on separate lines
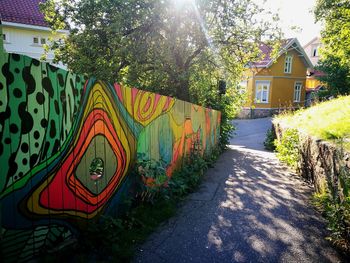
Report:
134,118,343,263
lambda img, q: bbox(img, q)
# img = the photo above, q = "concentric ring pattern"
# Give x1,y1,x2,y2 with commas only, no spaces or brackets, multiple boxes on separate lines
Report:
0,52,221,262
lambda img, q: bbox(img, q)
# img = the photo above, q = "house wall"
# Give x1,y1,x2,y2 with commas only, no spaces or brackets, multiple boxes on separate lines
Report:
2,24,66,68
0,51,221,262
303,38,321,66
268,49,308,78
306,77,323,90
270,78,305,108
241,49,307,118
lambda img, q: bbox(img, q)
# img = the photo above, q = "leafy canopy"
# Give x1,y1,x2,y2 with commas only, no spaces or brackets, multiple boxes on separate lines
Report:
314,0,350,96
41,0,281,148
41,0,281,102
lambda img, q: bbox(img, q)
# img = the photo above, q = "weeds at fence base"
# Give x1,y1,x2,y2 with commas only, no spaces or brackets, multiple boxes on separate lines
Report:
38,146,222,262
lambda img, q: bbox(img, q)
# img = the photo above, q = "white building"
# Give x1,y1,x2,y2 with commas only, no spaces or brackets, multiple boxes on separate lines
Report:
303,37,321,66
0,0,67,68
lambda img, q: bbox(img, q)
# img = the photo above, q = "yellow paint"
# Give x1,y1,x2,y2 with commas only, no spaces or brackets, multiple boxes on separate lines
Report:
306,77,323,90
27,81,134,219
117,86,175,126
244,49,308,109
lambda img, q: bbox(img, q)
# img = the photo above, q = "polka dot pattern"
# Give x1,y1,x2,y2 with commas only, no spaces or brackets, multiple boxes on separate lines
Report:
0,54,85,188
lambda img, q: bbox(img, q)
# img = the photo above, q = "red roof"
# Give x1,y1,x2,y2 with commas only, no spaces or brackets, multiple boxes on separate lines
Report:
251,38,294,67
310,70,326,77
0,0,47,27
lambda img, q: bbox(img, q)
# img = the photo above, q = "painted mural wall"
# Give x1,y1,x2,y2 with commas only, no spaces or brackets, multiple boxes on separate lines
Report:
0,50,221,262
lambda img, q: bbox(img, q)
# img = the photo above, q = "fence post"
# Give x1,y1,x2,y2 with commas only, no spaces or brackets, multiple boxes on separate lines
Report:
0,20,3,244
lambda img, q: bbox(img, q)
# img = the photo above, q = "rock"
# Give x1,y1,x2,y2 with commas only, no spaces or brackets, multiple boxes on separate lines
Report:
273,123,349,195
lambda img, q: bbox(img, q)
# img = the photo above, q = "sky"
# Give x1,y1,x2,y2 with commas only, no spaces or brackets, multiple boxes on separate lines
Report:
256,0,322,46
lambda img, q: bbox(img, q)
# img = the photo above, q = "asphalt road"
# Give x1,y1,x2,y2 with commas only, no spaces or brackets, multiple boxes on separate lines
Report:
133,118,343,263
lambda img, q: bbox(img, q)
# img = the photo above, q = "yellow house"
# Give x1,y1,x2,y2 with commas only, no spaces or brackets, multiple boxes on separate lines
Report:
240,38,313,118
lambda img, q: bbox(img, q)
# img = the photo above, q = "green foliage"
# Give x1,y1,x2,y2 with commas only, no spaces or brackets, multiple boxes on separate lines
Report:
137,140,214,201
201,85,241,150
189,68,244,148
40,143,219,262
274,96,350,151
275,94,350,253
312,147,350,253
314,0,350,95
315,0,350,68
315,56,350,97
41,0,281,148
313,192,350,249
275,129,300,169
264,127,277,151
41,0,281,101
89,158,104,176
69,200,177,262
168,147,209,197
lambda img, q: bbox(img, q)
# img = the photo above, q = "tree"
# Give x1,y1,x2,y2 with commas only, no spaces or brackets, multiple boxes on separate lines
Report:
41,0,281,147
42,0,280,101
316,56,350,97
314,0,350,95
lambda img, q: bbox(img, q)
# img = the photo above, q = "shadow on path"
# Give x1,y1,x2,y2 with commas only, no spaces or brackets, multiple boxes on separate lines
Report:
134,118,343,263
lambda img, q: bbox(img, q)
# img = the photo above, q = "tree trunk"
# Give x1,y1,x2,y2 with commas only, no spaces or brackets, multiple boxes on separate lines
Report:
175,78,190,102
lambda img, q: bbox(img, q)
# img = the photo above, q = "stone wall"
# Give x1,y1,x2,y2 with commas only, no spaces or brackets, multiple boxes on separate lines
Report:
238,108,281,119
238,108,298,119
273,122,350,195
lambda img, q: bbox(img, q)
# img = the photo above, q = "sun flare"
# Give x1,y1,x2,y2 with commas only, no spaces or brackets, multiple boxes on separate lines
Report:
172,0,195,9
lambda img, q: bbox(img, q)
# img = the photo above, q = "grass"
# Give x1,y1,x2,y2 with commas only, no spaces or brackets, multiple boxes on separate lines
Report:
274,96,350,150
273,96,350,257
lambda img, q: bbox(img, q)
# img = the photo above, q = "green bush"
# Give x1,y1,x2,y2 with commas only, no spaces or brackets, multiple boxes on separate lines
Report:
39,144,220,262
275,129,300,169
312,143,350,253
313,192,350,252
264,127,277,151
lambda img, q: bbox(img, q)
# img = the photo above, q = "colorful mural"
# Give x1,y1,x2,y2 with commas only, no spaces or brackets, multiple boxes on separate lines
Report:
0,50,220,262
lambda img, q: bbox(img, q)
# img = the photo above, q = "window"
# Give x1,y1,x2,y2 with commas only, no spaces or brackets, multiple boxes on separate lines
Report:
33,37,47,46
312,45,319,57
239,80,248,94
294,82,302,102
255,81,270,103
284,55,293,74
33,37,39,45
3,33,9,43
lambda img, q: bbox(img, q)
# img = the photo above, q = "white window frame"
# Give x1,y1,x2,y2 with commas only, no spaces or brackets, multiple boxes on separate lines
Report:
32,36,47,46
284,55,293,74
294,82,302,102
33,36,40,45
238,80,248,94
3,33,10,43
255,81,270,104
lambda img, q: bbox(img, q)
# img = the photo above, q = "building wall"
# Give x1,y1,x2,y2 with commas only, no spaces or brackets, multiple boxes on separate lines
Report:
303,37,321,66
306,77,323,90
0,51,221,262
270,78,305,108
2,24,66,68
244,49,307,112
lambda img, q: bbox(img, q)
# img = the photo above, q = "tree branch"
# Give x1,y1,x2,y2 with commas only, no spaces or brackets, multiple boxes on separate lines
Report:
184,46,205,69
